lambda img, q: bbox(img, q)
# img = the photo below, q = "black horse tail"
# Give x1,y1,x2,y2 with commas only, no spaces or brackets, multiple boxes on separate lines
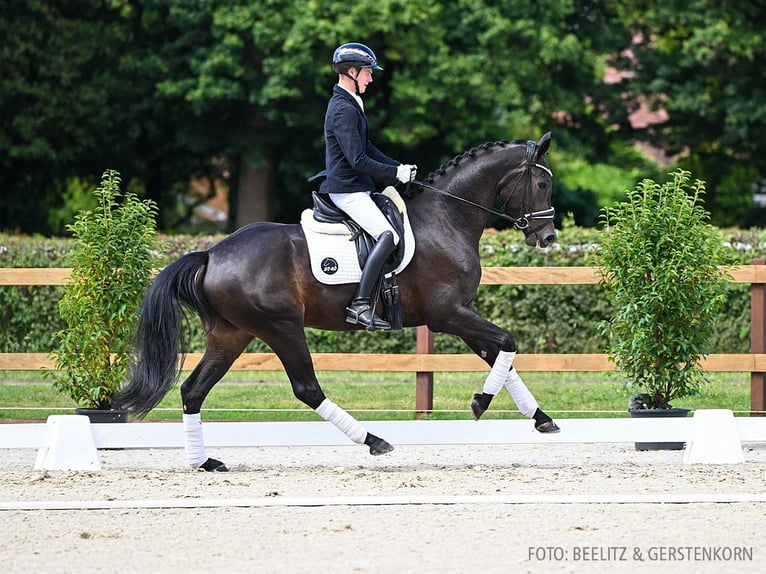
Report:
115,251,215,418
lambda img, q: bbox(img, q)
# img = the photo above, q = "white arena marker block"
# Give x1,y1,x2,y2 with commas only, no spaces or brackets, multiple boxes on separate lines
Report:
34,415,101,471
683,409,744,465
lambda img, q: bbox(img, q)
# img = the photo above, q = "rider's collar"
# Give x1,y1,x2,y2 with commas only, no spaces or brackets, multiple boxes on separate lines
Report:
338,83,364,112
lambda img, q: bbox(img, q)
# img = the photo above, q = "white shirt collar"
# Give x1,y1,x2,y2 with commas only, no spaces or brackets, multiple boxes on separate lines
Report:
339,84,364,112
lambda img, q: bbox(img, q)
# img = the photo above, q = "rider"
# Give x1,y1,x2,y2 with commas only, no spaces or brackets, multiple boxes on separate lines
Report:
319,42,417,331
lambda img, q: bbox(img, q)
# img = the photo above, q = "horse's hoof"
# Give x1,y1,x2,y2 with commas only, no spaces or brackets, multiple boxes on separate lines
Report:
198,457,229,472
470,393,489,421
369,440,394,456
365,433,395,456
535,420,561,434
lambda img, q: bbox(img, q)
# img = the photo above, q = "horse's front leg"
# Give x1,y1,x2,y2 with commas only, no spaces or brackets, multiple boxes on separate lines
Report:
460,336,559,433
429,305,559,433
266,333,394,455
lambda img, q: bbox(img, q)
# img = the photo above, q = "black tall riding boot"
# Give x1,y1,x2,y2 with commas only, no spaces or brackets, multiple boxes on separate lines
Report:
346,231,396,331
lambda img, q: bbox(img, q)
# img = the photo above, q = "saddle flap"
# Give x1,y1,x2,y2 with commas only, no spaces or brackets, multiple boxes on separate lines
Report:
371,193,406,273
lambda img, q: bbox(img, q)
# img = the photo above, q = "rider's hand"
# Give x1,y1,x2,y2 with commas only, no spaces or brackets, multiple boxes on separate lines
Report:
396,164,417,183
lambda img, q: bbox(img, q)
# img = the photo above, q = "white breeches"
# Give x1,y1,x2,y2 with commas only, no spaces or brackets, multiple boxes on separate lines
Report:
329,191,400,245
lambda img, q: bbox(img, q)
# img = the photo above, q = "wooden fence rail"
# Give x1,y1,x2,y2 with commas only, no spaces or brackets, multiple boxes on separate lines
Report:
2,263,766,415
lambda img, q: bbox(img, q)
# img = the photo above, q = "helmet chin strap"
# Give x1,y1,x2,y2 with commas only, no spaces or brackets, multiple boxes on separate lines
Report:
343,68,361,95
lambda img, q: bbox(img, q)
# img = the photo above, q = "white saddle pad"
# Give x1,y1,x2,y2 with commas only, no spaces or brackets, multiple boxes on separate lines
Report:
300,187,416,285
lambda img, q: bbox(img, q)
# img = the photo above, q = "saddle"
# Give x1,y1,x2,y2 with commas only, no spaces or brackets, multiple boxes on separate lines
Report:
311,191,406,273
310,189,409,330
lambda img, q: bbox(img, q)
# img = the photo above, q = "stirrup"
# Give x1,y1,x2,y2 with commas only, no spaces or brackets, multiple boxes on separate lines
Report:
346,304,391,331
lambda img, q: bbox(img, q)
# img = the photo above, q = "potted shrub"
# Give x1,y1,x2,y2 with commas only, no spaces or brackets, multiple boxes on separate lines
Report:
596,169,730,449
47,170,158,422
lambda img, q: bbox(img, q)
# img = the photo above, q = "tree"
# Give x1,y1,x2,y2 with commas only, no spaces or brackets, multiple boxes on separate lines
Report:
606,1,766,226
0,0,198,232
1,0,128,233
1,0,638,233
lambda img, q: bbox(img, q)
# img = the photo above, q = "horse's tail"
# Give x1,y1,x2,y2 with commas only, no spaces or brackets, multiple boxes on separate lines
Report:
115,251,215,417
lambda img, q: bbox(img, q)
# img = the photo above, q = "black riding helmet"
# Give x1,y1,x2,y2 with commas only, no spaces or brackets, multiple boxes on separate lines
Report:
332,43,382,95
332,43,383,74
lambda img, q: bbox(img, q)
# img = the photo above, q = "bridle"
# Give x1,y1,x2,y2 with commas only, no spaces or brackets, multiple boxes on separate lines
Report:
414,140,555,231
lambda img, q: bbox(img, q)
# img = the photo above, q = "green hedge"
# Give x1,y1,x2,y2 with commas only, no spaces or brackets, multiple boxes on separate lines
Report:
1,226,763,355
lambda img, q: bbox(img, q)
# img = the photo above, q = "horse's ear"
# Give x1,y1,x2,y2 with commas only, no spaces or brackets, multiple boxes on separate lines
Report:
535,131,552,159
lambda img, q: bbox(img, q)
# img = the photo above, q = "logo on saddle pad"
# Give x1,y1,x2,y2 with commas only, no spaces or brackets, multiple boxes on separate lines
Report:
300,187,416,285
320,257,339,275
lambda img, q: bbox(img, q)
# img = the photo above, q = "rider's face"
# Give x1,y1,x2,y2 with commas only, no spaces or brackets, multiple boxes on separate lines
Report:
353,67,373,93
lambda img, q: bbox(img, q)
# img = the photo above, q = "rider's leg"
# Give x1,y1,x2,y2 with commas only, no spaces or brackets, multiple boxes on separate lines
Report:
328,192,399,331
328,191,401,246
346,231,396,330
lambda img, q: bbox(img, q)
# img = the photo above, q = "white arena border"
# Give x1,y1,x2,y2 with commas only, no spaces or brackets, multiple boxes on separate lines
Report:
4,416,766,448
3,492,766,512
2,411,765,470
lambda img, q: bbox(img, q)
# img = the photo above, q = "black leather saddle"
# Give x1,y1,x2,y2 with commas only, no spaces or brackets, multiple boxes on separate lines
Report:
311,191,406,272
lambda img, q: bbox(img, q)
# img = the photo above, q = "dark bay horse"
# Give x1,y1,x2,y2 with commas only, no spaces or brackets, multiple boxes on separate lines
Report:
116,132,560,471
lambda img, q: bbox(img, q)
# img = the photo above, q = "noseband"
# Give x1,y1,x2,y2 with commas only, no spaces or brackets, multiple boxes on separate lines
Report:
416,140,554,231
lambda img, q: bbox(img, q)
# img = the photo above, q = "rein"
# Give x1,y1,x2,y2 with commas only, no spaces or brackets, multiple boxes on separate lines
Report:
415,144,554,230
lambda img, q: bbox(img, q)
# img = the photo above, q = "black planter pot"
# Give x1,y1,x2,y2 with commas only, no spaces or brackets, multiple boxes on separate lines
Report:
628,407,690,451
75,408,130,424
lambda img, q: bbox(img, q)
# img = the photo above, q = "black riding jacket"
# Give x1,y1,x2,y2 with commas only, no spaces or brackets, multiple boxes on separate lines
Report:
319,85,399,195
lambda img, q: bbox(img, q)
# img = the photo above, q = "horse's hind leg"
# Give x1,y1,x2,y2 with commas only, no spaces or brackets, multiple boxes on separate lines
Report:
459,334,559,433
264,331,394,455
181,327,254,472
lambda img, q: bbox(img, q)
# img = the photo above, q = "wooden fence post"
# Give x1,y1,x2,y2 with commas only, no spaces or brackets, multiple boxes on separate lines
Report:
415,326,434,418
751,258,766,416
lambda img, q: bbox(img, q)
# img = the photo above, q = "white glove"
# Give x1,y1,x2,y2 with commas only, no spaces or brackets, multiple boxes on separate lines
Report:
396,164,417,183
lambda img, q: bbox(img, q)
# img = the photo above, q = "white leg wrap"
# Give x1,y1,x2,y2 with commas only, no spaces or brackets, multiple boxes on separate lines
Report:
183,413,208,469
504,368,539,418
482,351,515,396
315,398,367,444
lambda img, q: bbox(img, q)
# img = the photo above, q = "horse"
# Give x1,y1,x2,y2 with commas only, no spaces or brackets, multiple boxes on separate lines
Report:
115,132,560,471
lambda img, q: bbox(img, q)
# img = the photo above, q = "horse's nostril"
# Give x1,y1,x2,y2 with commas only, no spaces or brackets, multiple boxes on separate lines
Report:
540,234,556,248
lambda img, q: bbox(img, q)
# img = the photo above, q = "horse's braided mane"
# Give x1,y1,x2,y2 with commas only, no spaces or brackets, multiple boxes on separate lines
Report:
399,139,525,199
424,139,525,184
